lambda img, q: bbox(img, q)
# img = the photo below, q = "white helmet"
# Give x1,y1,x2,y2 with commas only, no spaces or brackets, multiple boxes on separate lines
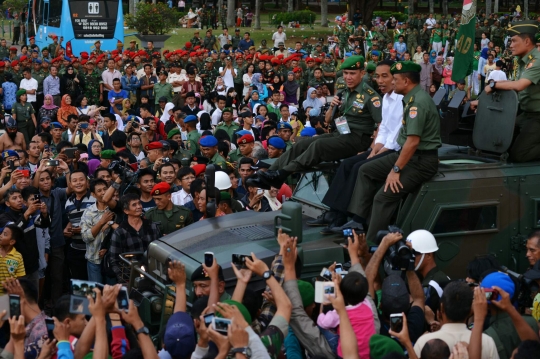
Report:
215,171,232,190
407,229,439,254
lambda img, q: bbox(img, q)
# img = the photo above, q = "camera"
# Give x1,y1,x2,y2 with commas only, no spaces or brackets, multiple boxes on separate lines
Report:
109,160,137,181
375,225,415,271
162,157,170,163
132,122,139,129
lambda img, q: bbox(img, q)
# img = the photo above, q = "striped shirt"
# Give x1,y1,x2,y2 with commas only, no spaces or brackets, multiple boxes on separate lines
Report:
65,193,96,249
0,248,25,294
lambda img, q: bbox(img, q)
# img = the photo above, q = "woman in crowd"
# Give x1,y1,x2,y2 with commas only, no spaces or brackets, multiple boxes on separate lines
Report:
2,73,17,113
38,94,59,123
88,139,103,161
57,94,78,126
76,95,102,118
242,64,255,97
251,73,268,100
60,65,85,100
283,72,300,106
213,76,228,96
303,87,321,113
443,57,455,96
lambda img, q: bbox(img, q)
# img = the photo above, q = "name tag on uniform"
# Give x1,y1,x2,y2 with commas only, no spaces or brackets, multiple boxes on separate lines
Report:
353,101,364,109
335,116,351,135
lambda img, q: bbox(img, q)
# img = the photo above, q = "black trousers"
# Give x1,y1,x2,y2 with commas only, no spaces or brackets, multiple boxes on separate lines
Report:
322,149,396,214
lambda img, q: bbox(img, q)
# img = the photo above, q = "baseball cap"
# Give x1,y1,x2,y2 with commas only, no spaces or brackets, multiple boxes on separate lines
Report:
163,312,196,359
380,274,410,315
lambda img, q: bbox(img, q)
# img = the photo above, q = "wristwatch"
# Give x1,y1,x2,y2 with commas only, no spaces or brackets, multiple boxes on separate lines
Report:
490,81,496,89
262,270,274,280
393,165,401,173
231,347,252,358
135,326,150,336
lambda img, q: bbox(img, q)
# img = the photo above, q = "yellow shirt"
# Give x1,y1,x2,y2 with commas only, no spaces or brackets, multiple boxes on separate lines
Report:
0,248,25,295
73,132,104,147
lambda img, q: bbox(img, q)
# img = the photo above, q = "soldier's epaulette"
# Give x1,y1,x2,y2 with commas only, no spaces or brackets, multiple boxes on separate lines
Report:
529,54,534,61
363,83,375,95
409,96,414,103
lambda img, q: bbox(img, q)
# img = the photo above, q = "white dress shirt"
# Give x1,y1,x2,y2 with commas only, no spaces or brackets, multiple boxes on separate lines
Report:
375,91,404,151
101,69,122,89
171,189,193,206
20,78,38,102
211,107,223,126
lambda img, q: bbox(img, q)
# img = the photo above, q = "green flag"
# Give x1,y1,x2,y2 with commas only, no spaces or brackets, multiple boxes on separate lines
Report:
452,0,477,82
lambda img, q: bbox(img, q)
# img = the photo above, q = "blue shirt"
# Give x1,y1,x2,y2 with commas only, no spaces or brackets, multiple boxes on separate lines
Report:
2,82,17,110
43,75,61,96
238,39,254,51
121,74,139,94
108,89,129,113
393,42,407,60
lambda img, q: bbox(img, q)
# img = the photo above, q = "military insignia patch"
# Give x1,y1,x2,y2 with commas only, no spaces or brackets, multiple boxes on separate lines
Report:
373,100,381,107
527,60,535,69
154,190,160,195
409,106,418,118
402,120,406,125
396,63,403,70
356,61,361,68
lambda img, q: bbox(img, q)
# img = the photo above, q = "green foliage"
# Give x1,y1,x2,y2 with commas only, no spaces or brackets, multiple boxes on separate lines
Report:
269,10,317,25
372,11,408,22
1,0,27,15
125,2,178,35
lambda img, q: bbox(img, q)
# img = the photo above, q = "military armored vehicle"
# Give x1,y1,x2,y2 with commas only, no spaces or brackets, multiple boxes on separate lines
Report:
125,89,539,341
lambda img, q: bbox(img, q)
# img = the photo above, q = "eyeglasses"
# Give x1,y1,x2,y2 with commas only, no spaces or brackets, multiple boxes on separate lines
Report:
181,176,196,181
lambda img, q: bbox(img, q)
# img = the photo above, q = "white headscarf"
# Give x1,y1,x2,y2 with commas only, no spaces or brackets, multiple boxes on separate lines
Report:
160,102,175,124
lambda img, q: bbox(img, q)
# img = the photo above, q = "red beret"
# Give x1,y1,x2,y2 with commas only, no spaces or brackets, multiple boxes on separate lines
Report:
185,41,192,48
0,62,5,67
192,164,206,177
306,57,314,63
237,134,254,144
52,35,58,40
293,67,302,73
165,53,173,59
80,52,89,59
9,47,17,51
138,49,147,56
114,56,121,62
81,59,88,65
277,54,284,59
71,58,79,63
111,50,119,56
151,182,171,196
11,60,18,66
245,54,253,60
20,56,27,61
194,45,201,50
190,52,197,58
315,58,322,63
145,141,164,151
271,58,280,65
163,49,170,54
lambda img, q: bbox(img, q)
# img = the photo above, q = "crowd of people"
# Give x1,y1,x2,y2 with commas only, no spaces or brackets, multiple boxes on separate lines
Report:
0,4,538,359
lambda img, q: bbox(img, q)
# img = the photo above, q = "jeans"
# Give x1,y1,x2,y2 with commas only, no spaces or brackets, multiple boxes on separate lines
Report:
87,261,103,284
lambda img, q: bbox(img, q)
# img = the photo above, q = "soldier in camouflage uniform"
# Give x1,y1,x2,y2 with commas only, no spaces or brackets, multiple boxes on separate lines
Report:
191,31,203,47
231,29,242,50
302,36,313,55
337,24,350,58
200,5,209,29
406,25,418,53
321,55,336,93
220,5,227,30
200,58,219,94
491,21,504,49
84,60,102,107
420,25,431,51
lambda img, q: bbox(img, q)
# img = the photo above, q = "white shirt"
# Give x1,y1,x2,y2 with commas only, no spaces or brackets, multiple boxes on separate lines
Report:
375,91,403,151
218,34,231,48
425,18,437,29
20,78,38,102
167,72,184,92
211,107,223,126
219,67,236,88
487,69,507,82
272,31,287,48
101,69,122,89
171,188,192,206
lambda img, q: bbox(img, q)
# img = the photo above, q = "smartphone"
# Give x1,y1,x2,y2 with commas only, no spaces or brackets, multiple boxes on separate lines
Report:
45,318,55,340
33,194,41,202
7,160,15,171
315,281,335,303
64,148,78,159
44,145,50,152
203,313,215,327
45,160,59,167
484,288,499,301
204,252,214,267
212,317,232,334
117,286,129,311
257,188,263,195
9,295,20,318
342,228,353,239
320,267,332,281
79,123,89,130
335,263,343,273
71,279,98,298
232,254,253,267
19,169,30,178
390,313,404,332
369,245,378,253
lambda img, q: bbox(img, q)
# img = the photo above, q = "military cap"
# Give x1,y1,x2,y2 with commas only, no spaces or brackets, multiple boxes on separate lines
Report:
278,41,285,46
100,150,116,159
33,59,42,64
268,136,286,149
341,55,365,70
151,182,171,196
222,107,233,114
199,135,218,147
507,20,538,35
15,89,26,97
277,122,293,131
51,122,64,129
366,62,377,72
191,264,225,281
2,150,19,159
238,111,253,118
167,128,181,139
205,57,213,63
315,42,322,47
236,130,251,136
300,127,317,137
371,50,380,57
145,141,164,151
237,134,254,144
184,115,197,124
220,191,231,200
94,40,101,45
390,61,421,74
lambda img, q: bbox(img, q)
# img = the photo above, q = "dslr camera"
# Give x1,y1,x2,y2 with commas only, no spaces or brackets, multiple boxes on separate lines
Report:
109,160,137,181
372,225,415,271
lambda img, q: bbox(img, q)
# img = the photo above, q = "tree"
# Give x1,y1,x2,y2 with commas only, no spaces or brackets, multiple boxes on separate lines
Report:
227,0,235,27
486,0,492,16
408,0,414,17
1,0,27,15
288,0,293,13
442,0,448,16
321,0,328,27
429,0,434,14
254,0,261,29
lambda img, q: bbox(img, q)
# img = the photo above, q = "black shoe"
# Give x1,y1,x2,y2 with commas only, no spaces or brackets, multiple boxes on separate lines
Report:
246,175,271,190
320,214,348,234
307,210,338,226
330,220,364,234
257,170,288,189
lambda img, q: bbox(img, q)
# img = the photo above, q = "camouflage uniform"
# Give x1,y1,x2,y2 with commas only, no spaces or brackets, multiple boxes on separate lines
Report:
406,28,418,52
191,36,202,47
338,27,350,58
302,42,313,55
200,66,219,94
231,35,241,50
491,24,504,49
85,71,102,107
145,205,193,236
220,7,227,29
0,45,9,59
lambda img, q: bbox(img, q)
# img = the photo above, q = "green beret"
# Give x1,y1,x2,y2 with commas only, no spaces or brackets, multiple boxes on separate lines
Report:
216,300,252,323
366,61,377,72
220,191,231,200
100,149,116,159
205,57,213,63
222,107,233,114
16,89,26,97
167,128,180,139
341,55,365,71
297,280,314,308
390,61,421,74
508,20,538,36
369,334,403,359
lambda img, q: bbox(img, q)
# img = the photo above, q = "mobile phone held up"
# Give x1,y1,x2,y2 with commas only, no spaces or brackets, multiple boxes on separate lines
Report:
204,252,214,267
315,281,335,303
390,313,404,333
45,318,55,340
212,317,232,335
232,254,253,267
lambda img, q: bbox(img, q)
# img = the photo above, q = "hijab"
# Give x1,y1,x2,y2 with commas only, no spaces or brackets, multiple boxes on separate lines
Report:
434,56,444,73
249,90,264,109
303,88,320,110
121,99,131,116
63,65,76,79
60,94,73,110
429,50,437,64
160,102,175,123
264,190,282,211
445,57,453,71
252,73,264,93
87,139,102,161
88,159,101,177
480,47,489,59
42,94,58,110
283,72,299,97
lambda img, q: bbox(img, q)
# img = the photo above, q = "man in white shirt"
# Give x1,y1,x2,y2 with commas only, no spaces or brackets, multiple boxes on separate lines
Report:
425,13,437,30
168,63,185,107
211,95,227,126
219,56,236,88
272,25,287,50
218,28,231,49
487,60,508,82
413,282,499,359
20,68,38,108
172,167,195,206
308,60,403,232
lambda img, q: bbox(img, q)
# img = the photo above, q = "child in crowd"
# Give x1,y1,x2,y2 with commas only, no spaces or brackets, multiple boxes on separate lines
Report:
0,223,26,294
